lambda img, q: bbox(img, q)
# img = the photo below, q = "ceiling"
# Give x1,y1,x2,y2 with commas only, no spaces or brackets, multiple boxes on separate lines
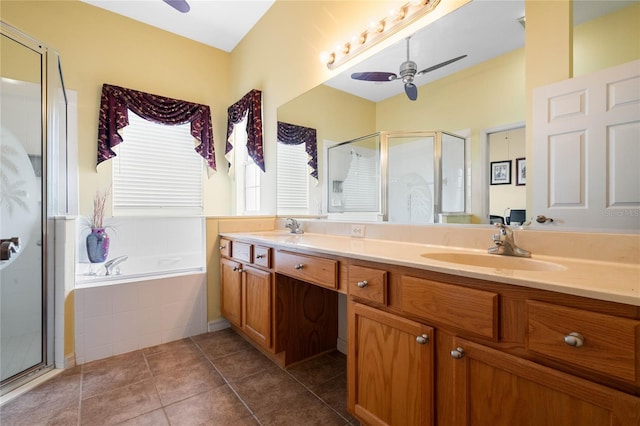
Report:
81,0,275,52
81,0,635,101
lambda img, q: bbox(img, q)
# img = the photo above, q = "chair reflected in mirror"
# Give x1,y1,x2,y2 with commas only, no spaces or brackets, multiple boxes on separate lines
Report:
489,215,505,225
506,209,526,225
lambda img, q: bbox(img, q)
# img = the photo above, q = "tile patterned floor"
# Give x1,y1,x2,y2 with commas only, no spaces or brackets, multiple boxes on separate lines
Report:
0,328,358,425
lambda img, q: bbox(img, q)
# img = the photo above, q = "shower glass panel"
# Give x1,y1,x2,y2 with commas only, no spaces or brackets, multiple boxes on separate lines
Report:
387,134,435,224
326,131,466,223
1,21,65,394
327,134,381,214
441,132,466,213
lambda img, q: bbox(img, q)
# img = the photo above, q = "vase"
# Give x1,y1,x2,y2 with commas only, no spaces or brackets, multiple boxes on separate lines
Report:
86,228,110,263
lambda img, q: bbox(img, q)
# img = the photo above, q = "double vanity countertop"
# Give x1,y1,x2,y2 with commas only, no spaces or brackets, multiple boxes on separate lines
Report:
220,230,640,307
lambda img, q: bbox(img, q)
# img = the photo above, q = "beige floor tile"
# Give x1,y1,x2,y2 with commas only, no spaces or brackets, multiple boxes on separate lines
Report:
82,352,151,400
231,367,307,414
287,351,347,390
80,379,161,425
193,329,252,360
115,408,169,426
212,347,277,382
153,359,225,406
254,388,348,426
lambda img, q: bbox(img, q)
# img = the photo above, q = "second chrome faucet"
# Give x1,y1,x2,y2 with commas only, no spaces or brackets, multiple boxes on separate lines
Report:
488,223,531,258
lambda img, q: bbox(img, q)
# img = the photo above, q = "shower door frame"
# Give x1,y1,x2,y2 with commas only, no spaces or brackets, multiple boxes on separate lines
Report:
0,21,55,395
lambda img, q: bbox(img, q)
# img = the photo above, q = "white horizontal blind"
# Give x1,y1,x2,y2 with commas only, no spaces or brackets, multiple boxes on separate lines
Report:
277,142,309,214
343,155,379,211
113,111,203,216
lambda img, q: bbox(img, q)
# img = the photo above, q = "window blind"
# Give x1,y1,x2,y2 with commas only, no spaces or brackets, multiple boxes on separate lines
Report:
113,111,203,216
277,142,309,214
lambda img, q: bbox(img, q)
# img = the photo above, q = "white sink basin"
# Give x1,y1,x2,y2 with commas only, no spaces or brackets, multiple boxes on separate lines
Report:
421,252,566,272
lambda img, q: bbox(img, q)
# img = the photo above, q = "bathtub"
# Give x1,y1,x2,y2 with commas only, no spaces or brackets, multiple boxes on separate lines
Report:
75,253,205,287
73,216,208,364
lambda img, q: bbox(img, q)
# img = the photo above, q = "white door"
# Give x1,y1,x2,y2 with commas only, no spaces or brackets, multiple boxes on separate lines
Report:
532,60,640,231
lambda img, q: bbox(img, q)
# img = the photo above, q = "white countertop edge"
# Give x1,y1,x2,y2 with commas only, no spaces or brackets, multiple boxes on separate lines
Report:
220,231,640,306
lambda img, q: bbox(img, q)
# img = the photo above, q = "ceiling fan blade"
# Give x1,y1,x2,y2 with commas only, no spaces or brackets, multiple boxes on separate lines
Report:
351,72,397,82
417,54,467,76
405,83,418,101
162,0,190,13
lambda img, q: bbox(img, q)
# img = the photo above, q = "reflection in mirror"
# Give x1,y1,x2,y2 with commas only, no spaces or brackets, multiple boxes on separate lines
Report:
326,131,466,224
488,126,525,224
277,1,638,230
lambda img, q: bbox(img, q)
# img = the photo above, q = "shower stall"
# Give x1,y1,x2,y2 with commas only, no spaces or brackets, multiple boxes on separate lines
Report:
327,131,467,224
1,22,71,394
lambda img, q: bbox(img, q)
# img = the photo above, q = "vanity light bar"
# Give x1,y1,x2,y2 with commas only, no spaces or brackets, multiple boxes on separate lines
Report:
321,0,440,69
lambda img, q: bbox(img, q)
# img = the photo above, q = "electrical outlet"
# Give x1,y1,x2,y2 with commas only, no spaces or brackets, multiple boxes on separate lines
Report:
351,224,365,238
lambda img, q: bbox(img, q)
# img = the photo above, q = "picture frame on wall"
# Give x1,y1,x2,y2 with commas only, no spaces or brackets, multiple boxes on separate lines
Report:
516,157,526,186
490,160,511,185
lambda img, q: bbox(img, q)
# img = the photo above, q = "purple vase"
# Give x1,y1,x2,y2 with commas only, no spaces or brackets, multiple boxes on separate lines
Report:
86,228,110,263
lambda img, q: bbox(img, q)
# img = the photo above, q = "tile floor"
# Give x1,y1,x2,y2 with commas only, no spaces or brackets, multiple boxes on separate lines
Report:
0,328,358,425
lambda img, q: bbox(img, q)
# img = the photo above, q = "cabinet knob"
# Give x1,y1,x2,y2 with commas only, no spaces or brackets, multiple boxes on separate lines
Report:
564,332,584,348
294,263,304,270
256,254,264,259
357,280,368,288
450,347,465,359
232,266,243,273
416,334,429,345
219,245,226,250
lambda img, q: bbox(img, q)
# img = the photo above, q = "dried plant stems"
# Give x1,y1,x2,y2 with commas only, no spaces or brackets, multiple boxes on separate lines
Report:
91,186,111,229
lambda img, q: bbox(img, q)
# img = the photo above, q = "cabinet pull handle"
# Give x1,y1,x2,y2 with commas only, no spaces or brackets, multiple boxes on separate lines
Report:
450,347,465,359
416,334,429,345
256,254,264,259
563,332,584,348
357,280,368,288
294,263,304,270
232,266,243,273
219,245,226,250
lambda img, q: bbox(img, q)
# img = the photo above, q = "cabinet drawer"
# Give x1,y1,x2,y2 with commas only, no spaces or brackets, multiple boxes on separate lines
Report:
254,245,271,269
348,265,387,305
527,300,640,383
275,250,338,289
233,241,252,263
219,238,231,257
400,276,499,340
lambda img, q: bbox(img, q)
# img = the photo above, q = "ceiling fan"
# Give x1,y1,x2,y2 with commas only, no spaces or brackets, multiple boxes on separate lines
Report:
351,37,467,101
162,0,190,13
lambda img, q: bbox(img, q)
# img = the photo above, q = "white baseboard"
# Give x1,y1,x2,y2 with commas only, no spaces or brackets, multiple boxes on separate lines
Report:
336,337,347,355
208,318,231,332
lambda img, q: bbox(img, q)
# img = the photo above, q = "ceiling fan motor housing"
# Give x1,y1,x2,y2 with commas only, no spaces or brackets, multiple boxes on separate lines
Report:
399,60,417,82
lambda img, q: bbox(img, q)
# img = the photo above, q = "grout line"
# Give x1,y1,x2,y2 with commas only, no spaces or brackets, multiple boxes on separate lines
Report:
189,336,264,425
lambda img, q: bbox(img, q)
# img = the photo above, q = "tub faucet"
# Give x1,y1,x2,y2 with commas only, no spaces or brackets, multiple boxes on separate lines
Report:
285,218,304,234
488,223,531,258
105,255,128,275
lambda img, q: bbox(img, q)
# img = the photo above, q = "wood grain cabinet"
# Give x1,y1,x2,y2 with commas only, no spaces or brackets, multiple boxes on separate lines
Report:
220,241,273,351
348,302,434,426
346,265,640,426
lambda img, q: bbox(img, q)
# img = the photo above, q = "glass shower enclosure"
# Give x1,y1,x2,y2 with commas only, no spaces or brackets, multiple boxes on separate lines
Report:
1,21,69,394
327,131,466,224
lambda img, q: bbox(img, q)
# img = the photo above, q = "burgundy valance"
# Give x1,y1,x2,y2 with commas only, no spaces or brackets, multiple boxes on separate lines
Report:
225,89,264,172
97,83,216,171
277,121,318,180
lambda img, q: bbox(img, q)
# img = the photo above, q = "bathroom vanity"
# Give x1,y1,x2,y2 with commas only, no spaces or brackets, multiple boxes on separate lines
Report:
218,231,640,425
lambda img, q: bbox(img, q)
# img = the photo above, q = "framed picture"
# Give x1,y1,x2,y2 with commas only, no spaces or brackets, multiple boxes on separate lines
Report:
516,157,526,186
490,160,511,185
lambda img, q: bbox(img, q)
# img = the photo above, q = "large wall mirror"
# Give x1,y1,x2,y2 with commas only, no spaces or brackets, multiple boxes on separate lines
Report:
276,0,638,230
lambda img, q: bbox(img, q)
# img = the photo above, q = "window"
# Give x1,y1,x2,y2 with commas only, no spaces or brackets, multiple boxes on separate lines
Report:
277,142,309,215
112,110,203,216
232,116,261,214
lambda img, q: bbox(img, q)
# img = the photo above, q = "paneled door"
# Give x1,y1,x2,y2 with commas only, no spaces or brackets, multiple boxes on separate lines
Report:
532,60,640,230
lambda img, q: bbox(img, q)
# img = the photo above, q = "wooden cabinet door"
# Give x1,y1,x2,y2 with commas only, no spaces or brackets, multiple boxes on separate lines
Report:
242,265,272,349
220,258,242,328
449,337,640,426
348,302,434,426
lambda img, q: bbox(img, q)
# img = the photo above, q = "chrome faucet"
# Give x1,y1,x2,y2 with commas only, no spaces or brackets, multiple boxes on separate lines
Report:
488,223,531,258
104,255,128,275
284,218,304,234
